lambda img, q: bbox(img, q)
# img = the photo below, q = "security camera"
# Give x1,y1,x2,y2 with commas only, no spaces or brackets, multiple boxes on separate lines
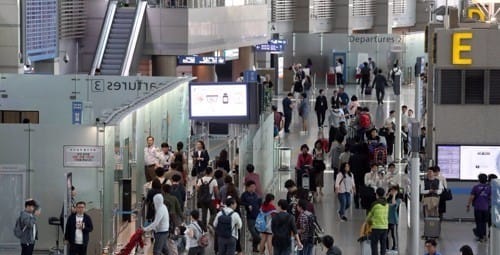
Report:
63,53,70,63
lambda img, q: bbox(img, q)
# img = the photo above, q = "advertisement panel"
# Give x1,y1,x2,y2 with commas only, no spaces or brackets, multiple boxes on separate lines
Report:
189,83,248,121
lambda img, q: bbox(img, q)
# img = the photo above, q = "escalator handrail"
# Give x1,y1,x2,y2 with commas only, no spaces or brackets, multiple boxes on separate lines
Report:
121,1,147,76
90,0,118,75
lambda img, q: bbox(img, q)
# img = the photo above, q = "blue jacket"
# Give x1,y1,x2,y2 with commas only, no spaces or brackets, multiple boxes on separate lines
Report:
240,191,261,219
18,211,37,245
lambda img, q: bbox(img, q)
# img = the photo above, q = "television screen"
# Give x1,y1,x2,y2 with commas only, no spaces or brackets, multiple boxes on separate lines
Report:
436,145,460,179
189,83,249,122
460,146,500,180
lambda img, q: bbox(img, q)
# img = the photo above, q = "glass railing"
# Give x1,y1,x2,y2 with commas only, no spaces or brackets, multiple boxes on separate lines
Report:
146,0,266,8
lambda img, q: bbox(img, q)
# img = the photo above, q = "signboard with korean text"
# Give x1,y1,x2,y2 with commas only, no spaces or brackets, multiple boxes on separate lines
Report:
63,146,104,168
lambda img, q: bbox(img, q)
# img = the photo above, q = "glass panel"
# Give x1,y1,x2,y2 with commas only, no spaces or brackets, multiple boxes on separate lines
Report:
490,70,500,104
464,70,484,104
440,69,462,104
0,172,25,247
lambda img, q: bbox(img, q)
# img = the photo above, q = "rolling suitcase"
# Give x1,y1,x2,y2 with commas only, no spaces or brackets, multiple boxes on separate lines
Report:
364,86,372,95
302,172,310,191
360,239,371,255
423,217,441,239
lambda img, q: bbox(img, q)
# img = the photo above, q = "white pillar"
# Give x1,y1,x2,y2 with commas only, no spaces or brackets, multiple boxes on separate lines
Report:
395,95,402,161
410,154,420,255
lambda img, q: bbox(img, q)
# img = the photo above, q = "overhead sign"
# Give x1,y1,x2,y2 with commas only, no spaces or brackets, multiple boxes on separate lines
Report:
452,32,472,65
177,55,226,65
72,101,82,125
63,145,104,168
255,40,287,52
224,48,239,61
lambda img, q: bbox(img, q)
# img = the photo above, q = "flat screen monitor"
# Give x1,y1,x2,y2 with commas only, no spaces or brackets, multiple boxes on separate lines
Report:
189,83,249,122
460,146,500,180
436,145,460,179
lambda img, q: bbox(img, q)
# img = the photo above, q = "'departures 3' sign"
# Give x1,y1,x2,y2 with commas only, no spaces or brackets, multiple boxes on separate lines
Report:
63,145,104,168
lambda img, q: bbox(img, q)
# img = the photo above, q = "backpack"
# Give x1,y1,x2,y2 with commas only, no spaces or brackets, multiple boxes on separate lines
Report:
193,222,209,248
197,177,214,204
359,113,371,129
391,68,400,82
13,215,25,239
215,210,234,238
293,80,303,93
255,210,272,233
373,144,387,165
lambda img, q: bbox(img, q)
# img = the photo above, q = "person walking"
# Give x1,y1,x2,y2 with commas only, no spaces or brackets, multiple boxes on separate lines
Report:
467,173,491,242
192,140,210,177
239,180,262,252
296,199,315,255
315,89,328,128
64,201,94,255
144,136,162,181
143,193,170,255
335,163,356,222
423,239,442,255
365,188,389,255
372,69,387,105
213,197,242,255
360,62,371,94
185,210,206,255
298,93,310,133
15,199,40,255
271,199,303,255
282,93,294,133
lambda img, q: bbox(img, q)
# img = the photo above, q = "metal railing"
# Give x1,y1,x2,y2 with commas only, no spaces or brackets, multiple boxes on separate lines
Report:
90,0,118,75
148,0,266,8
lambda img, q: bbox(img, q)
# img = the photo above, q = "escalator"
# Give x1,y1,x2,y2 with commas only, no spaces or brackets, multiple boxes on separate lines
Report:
90,1,147,76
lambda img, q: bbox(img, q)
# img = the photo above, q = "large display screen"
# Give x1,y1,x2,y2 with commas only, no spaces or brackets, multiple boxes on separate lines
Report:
436,145,500,180
436,145,460,179
460,146,500,180
189,83,249,121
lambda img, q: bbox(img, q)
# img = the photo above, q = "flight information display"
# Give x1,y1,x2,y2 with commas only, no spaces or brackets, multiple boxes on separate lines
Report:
436,145,460,179
436,145,500,180
24,0,58,62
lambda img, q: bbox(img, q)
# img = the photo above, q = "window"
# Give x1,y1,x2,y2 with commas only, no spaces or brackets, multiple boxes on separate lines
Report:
0,111,39,124
440,70,462,104
464,70,484,104
490,70,500,104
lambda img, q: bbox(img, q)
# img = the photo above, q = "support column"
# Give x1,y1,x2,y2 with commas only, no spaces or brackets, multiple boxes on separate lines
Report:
0,0,22,73
152,55,177,76
371,0,392,34
192,65,217,82
232,46,255,81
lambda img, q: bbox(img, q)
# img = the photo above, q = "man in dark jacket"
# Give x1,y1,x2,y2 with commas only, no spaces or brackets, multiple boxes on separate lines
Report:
282,93,294,133
372,69,388,105
271,199,303,255
360,62,371,94
65,201,94,255
314,89,328,128
240,180,262,252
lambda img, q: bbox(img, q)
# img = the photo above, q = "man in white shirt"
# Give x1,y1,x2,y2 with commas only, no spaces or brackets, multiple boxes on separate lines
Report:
196,167,219,228
214,197,242,255
159,142,174,170
144,136,162,182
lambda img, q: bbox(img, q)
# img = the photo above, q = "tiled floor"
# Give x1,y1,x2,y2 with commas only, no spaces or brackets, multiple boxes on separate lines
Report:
113,83,493,255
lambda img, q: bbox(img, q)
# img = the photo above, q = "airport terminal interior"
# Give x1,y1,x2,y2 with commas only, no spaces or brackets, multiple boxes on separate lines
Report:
1,0,500,255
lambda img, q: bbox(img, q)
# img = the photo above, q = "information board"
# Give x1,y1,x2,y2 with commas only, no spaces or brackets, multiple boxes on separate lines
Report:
177,56,225,65
24,0,58,62
436,145,461,179
63,146,104,168
460,146,500,180
189,83,249,121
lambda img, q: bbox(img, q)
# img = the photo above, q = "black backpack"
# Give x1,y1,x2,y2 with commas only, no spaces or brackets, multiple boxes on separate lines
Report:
197,177,214,204
215,210,234,238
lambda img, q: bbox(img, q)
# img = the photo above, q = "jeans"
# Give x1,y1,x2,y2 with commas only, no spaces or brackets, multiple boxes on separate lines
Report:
298,242,313,255
273,245,291,255
69,244,88,255
474,209,489,239
316,110,326,127
337,192,351,217
336,73,344,85
370,228,388,255
188,246,204,255
21,243,35,255
376,89,385,104
199,201,216,227
247,219,261,249
387,224,398,249
217,236,236,255
284,113,292,132
153,232,169,255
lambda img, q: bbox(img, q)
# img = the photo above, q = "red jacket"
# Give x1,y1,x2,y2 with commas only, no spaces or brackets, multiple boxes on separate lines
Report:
296,153,313,170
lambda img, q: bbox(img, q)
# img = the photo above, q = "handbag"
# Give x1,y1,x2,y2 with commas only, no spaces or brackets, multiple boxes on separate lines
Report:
442,188,453,201
190,166,197,177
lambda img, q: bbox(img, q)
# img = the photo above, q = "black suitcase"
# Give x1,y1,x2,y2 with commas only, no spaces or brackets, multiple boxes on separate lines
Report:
364,86,372,95
423,217,441,238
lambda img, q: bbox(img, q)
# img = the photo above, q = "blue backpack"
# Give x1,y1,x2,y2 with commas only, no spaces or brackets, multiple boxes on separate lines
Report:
215,210,234,238
255,210,272,233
